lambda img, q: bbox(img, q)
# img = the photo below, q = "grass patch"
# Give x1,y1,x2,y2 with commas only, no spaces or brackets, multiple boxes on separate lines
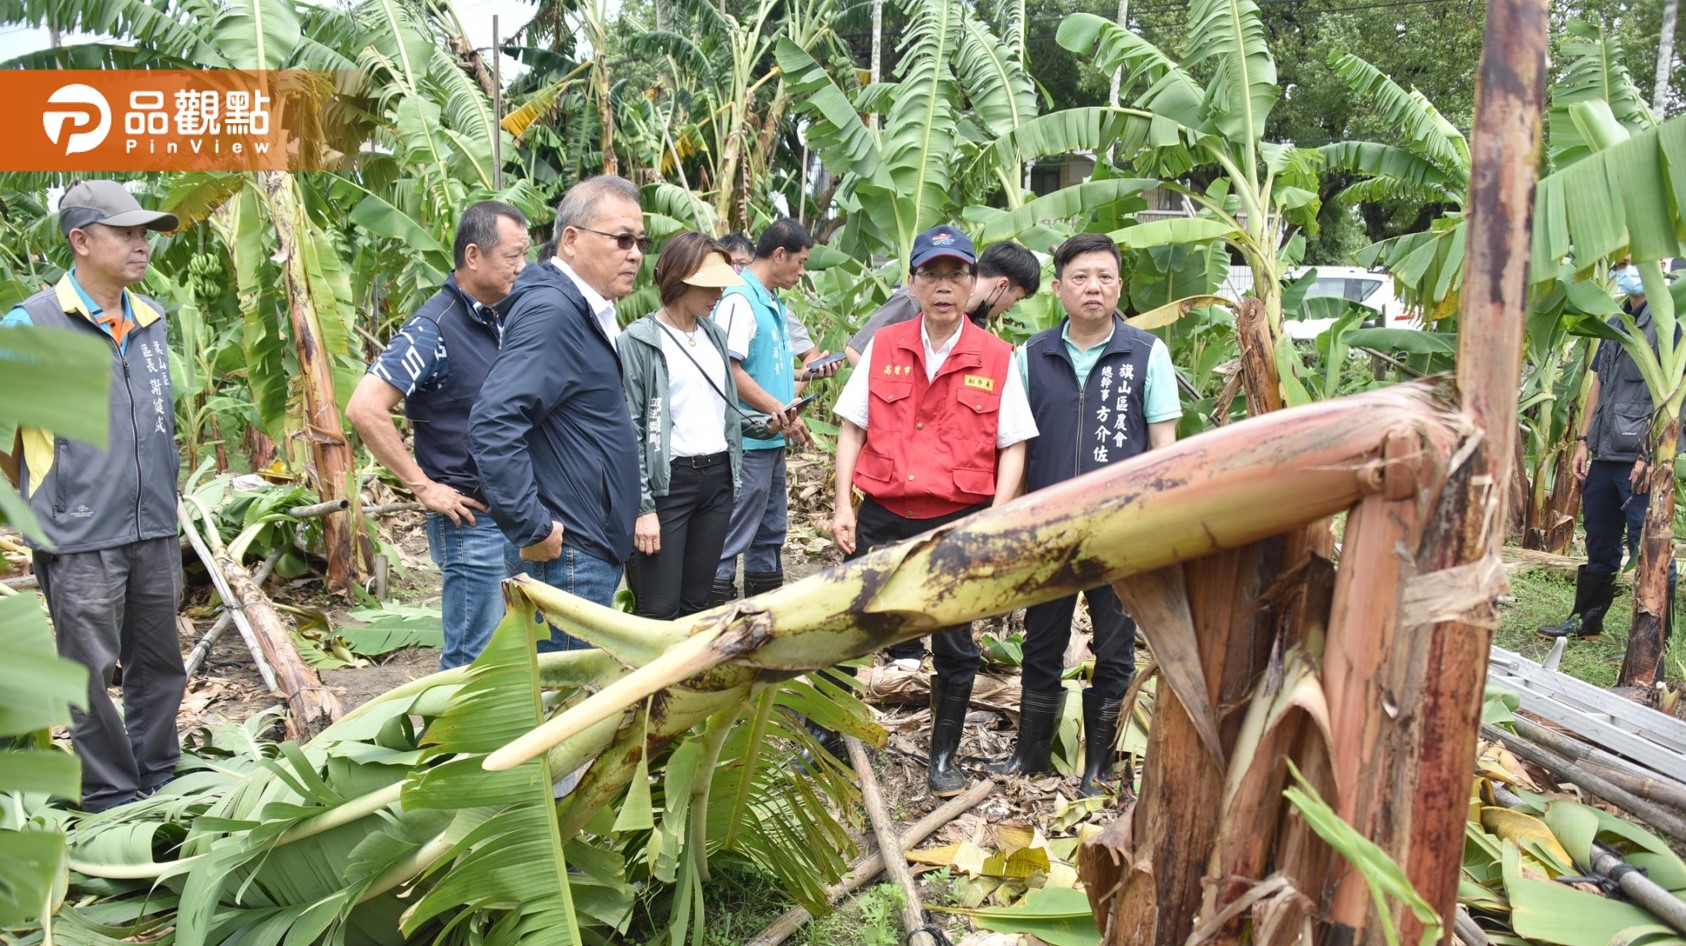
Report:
802,883,906,946
1495,567,1686,687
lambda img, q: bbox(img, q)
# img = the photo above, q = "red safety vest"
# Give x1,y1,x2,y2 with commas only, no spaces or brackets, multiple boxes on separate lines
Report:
854,316,1014,519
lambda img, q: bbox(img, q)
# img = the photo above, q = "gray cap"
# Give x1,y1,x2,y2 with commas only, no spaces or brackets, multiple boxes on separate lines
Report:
58,180,178,236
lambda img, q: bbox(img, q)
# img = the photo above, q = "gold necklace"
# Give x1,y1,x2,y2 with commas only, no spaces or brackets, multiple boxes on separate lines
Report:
662,311,700,347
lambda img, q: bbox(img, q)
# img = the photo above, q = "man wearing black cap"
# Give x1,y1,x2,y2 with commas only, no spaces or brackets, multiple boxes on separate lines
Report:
830,224,1038,796
0,180,186,811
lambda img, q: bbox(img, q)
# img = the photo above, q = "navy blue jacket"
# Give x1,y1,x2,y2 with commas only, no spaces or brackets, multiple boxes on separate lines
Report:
1023,316,1156,492
470,263,640,564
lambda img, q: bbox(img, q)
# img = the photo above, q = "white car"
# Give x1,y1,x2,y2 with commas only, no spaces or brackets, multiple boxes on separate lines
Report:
1221,266,1418,341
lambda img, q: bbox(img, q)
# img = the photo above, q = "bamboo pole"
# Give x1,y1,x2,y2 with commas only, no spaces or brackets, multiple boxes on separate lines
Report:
285,499,349,519
1490,783,1686,936
1510,716,1686,810
1483,724,1686,840
184,548,283,679
843,735,942,945
363,502,424,515
177,500,279,693
744,779,994,946
178,499,342,737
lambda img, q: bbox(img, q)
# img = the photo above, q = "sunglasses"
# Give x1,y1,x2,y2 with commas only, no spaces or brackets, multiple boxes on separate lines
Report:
575,225,654,254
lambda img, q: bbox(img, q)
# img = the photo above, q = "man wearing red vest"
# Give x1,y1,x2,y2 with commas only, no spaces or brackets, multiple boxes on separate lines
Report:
831,225,1039,796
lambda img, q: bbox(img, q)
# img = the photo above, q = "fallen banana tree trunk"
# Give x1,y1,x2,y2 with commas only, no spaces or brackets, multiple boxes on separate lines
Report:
62,380,1502,946
487,382,1470,772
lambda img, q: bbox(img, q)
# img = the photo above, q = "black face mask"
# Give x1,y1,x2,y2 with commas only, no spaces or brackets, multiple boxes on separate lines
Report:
969,282,1007,327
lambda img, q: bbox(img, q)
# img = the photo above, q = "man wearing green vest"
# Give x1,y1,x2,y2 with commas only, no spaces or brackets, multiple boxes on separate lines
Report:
1,181,185,811
708,219,833,604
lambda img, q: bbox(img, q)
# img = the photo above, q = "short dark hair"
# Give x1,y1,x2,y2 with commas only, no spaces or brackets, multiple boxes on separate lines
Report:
754,218,813,260
978,242,1040,295
1052,232,1122,278
720,232,754,258
453,200,527,270
654,231,728,307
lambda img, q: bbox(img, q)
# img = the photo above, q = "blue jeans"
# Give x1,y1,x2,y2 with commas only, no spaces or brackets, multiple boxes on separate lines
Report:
716,447,787,582
506,542,624,651
425,512,509,670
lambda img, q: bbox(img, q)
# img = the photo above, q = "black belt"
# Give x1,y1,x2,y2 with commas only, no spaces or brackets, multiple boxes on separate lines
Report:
673,451,729,469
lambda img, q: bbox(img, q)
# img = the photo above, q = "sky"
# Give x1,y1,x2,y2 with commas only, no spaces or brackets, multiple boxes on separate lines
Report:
0,0,541,75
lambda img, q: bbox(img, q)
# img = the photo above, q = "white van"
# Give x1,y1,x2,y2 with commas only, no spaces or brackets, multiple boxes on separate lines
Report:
1221,265,1417,340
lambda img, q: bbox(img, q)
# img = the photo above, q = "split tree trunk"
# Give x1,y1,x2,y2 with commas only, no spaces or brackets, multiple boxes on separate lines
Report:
258,171,361,595
1083,0,1546,938
1620,418,1678,686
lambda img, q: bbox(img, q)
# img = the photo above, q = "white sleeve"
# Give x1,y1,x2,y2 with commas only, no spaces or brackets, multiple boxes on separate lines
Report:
786,311,815,355
996,353,1040,448
714,296,758,361
833,340,873,430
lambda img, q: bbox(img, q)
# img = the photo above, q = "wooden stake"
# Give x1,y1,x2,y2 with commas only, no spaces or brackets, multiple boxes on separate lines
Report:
744,779,994,946
844,735,945,945
178,500,342,738
184,547,283,679
178,500,279,693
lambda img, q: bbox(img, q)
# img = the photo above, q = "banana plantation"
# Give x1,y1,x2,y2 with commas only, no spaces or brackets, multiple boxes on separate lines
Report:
5,0,1686,941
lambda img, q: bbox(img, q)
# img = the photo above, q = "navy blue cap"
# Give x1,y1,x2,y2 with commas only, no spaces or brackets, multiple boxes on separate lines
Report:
909,225,976,270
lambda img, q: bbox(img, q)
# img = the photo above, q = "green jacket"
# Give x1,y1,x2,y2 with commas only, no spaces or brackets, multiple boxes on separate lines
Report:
619,314,770,515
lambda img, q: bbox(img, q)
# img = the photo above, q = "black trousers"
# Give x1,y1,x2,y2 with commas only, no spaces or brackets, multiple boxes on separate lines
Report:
36,537,185,811
847,495,985,684
628,453,735,619
1021,584,1137,700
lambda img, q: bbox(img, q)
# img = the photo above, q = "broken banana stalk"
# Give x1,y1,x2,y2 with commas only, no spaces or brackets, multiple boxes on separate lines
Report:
487,382,1469,773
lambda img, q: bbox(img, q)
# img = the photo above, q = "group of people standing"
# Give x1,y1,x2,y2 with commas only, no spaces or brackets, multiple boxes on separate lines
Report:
3,173,1181,811
350,175,1185,797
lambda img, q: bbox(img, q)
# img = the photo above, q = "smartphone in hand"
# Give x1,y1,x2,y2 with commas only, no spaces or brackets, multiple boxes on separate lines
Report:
799,351,847,380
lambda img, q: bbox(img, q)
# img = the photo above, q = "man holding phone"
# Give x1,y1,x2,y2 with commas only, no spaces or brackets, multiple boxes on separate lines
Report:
709,219,838,606
829,224,1037,796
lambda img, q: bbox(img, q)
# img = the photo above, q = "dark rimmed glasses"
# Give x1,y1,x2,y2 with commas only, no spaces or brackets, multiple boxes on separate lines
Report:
575,225,654,254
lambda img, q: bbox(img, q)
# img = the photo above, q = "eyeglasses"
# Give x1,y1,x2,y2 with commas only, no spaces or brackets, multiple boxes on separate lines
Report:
914,269,975,285
575,226,654,254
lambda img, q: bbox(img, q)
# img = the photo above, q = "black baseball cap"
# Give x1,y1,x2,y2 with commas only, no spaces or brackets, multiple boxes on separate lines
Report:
58,180,178,237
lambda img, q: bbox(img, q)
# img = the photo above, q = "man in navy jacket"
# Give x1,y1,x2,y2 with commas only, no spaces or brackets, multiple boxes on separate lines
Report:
470,176,646,648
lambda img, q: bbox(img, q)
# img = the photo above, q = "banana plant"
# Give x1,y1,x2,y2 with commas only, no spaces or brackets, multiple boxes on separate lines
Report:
1025,2,1325,411
775,0,1041,267
624,0,843,232
38,382,1471,946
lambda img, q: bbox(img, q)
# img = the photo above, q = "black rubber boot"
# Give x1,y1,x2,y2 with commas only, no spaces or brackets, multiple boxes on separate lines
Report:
1537,566,1615,640
1077,690,1124,798
708,578,738,608
744,569,783,598
927,674,974,797
983,688,1067,777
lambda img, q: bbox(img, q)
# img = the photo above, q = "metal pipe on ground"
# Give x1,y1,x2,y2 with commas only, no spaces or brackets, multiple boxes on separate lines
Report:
1490,783,1686,936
